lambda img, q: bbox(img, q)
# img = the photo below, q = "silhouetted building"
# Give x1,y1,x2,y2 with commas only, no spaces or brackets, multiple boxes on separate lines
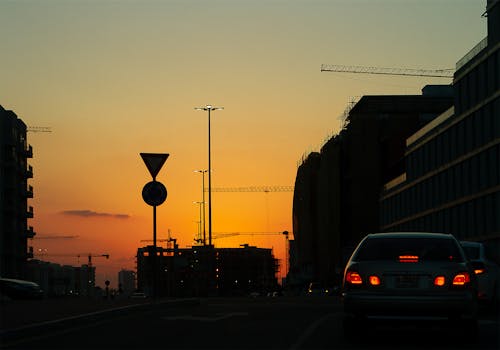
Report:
1,106,35,279
118,269,136,296
292,87,454,287
380,1,500,263
136,244,278,297
215,244,278,296
25,259,94,297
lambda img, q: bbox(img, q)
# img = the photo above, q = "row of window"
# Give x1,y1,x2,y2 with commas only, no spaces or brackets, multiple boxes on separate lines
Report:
383,192,500,241
407,102,500,180
455,49,499,115
382,144,500,225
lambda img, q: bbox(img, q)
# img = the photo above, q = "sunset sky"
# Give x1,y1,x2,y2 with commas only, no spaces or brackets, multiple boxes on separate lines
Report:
1,0,487,288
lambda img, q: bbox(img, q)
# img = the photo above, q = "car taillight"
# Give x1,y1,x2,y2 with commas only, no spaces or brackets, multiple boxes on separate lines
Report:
369,275,381,286
433,276,446,286
452,272,471,286
473,268,485,275
346,271,363,285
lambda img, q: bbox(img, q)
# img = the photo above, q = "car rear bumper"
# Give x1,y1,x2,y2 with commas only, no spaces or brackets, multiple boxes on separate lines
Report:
342,291,477,320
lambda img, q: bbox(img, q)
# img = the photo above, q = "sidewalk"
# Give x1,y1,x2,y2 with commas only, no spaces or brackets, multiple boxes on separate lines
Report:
0,296,180,332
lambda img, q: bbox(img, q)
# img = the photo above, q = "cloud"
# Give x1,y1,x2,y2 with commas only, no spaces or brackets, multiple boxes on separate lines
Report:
61,210,130,219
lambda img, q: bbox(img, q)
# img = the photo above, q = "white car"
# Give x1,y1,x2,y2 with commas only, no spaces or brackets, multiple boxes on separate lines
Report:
342,232,479,340
460,240,499,308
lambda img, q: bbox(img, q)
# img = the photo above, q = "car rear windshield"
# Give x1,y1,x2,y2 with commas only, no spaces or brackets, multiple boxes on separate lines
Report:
354,237,464,262
461,246,480,260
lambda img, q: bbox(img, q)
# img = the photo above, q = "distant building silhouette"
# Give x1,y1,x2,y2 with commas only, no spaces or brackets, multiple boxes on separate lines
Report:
0,106,35,279
118,269,136,296
25,259,95,297
136,244,279,297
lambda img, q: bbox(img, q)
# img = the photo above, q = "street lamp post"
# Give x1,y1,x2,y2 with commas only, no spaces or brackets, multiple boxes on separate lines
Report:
193,201,204,244
194,105,223,247
194,170,208,245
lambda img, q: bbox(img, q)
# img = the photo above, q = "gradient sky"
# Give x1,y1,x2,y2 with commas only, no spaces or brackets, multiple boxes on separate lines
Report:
1,0,487,288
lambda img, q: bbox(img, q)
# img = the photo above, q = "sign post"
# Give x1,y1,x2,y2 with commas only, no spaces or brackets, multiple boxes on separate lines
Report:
140,153,169,298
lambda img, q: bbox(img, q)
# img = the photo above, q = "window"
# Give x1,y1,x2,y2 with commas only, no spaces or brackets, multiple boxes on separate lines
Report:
474,111,483,148
457,121,465,157
450,126,457,160
465,116,474,153
354,236,463,262
475,197,485,237
471,156,479,193
490,146,499,186
442,130,450,164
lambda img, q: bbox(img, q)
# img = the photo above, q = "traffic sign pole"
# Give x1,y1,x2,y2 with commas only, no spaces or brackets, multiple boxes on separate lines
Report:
140,153,169,299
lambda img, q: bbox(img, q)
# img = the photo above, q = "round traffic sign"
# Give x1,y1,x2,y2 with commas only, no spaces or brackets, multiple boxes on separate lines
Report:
142,181,167,206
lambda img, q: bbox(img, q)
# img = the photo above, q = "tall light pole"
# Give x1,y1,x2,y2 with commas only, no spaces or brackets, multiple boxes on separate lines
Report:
193,201,204,244
194,170,208,245
194,105,223,247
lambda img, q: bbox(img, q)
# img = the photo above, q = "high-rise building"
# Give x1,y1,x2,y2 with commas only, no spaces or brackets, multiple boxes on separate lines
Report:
1,106,35,279
292,87,453,287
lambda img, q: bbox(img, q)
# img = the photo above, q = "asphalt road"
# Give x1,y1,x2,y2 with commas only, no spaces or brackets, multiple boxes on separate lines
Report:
1,296,498,350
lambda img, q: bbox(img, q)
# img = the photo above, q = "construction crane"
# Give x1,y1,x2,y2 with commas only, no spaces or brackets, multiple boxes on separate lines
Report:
27,126,52,133
86,254,109,270
208,186,293,192
34,235,79,239
141,229,179,251
320,64,454,78
32,252,109,263
140,239,169,243
212,231,290,240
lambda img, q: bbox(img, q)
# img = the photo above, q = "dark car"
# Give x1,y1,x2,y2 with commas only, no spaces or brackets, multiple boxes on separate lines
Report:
342,232,478,339
460,240,499,308
0,278,44,300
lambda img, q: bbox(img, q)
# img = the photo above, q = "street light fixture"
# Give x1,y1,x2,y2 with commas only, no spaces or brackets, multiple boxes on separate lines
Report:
193,201,204,245
194,170,208,245
194,105,223,247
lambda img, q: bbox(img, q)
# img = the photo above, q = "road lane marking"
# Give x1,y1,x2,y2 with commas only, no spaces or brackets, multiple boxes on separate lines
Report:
162,312,249,322
288,312,339,350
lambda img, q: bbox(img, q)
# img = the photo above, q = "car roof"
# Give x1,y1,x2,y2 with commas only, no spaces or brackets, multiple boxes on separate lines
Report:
459,240,482,247
365,232,455,239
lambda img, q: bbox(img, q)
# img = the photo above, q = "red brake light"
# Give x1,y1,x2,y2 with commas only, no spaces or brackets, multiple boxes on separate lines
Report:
433,276,446,286
369,275,380,286
399,255,419,263
346,271,363,285
452,272,471,286
474,268,485,275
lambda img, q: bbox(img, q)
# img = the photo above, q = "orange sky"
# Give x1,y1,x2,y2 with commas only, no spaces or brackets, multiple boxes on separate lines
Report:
0,0,487,288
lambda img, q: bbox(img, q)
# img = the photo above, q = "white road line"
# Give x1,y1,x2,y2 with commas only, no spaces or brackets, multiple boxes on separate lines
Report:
162,312,249,322
288,313,338,350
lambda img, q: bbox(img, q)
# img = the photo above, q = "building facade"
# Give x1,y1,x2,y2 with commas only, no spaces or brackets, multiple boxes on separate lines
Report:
1,106,35,279
291,88,453,288
380,1,500,262
290,1,499,287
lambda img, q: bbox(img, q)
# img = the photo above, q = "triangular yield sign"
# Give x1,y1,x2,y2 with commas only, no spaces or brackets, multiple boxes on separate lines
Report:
140,153,169,179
